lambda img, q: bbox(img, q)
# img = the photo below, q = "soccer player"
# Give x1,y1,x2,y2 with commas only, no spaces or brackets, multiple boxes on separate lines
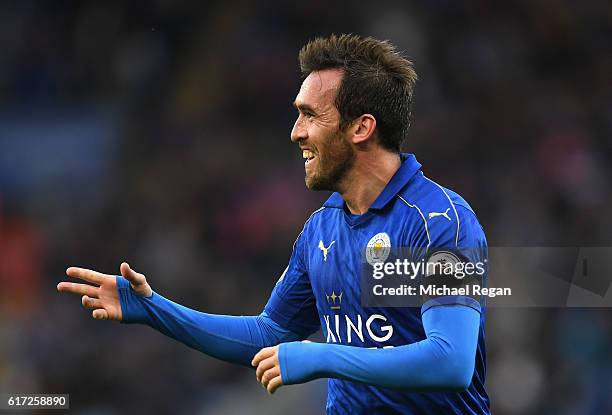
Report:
58,34,490,414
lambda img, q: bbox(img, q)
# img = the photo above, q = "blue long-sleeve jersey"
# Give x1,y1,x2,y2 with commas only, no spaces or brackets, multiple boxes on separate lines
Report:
120,154,490,414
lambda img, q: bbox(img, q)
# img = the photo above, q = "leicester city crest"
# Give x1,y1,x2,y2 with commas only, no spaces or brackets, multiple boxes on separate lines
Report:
366,232,391,265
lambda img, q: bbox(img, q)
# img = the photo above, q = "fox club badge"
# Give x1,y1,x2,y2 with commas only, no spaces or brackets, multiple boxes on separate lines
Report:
426,250,462,278
366,232,391,266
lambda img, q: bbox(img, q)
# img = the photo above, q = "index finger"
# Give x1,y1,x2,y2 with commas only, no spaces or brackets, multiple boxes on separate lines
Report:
66,267,108,285
252,347,275,367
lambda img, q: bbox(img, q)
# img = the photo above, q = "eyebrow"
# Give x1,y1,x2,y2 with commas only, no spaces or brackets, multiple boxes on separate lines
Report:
292,101,317,114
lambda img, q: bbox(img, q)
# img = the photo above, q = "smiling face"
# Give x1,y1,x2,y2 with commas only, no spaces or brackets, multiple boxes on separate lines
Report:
290,69,355,191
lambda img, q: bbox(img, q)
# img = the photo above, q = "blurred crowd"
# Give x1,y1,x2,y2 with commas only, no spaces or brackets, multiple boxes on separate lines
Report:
0,1,611,414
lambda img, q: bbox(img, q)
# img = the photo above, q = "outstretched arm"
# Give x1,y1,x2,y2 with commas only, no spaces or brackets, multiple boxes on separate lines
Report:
253,301,480,393
58,263,303,367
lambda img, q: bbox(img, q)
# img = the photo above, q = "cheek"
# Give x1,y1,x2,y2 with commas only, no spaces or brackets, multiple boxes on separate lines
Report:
307,126,325,148
309,123,343,160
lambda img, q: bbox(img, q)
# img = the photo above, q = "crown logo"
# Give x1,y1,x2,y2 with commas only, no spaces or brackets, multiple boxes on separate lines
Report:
325,291,343,310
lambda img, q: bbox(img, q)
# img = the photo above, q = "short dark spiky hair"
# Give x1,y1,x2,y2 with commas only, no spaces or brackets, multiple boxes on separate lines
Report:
299,34,417,153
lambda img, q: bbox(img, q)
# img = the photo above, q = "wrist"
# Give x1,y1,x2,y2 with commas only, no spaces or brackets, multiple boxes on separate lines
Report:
279,341,328,385
116,276,154,324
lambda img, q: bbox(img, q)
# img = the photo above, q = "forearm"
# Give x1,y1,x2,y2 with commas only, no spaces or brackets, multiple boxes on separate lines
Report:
116,277,302,367
279,303,480,391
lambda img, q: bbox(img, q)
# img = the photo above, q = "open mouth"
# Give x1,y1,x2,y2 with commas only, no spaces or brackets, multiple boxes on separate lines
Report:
303,149,317,165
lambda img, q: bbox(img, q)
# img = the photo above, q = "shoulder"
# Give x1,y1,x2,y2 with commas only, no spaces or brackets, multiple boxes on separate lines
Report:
302,205,331,230
396,172,485,248
297,205,340,244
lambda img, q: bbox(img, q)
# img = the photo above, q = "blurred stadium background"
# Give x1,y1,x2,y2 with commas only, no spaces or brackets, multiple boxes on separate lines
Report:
0,1,611,414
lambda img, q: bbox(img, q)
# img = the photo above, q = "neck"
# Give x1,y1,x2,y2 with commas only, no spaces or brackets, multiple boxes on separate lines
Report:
339,150,401,215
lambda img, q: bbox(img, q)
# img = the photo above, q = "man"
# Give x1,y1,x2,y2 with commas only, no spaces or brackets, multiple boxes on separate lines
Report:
58,34,490,414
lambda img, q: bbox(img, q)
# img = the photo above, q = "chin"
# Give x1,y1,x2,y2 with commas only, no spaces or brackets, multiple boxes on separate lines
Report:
305,174,333,192
304,176,318,191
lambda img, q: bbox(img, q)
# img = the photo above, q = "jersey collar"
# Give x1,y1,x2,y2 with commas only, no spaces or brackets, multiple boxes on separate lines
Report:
323,153,422,211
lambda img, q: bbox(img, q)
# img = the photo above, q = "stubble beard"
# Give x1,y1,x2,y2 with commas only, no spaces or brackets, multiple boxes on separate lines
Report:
305,128,355,192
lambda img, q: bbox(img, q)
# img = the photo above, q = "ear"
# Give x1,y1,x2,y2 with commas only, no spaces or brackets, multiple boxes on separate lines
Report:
349,114,377,145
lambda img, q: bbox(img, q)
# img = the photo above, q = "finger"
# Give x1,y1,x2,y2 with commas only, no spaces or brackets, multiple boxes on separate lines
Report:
120,262,145,286
81,295,104,310
66,267,106,285
261,366,281,387
92,309,108,320
267,376,283,394
256,355,276,382
57,282,99,297
252,347,274,366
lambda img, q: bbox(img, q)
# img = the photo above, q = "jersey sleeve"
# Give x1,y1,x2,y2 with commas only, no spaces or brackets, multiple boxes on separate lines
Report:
263,227,320,338
279,303,480,391
417,203,488,313
118,278,302,367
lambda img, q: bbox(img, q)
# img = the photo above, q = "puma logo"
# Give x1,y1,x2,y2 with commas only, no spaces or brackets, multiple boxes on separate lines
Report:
428,208,451,221
318,240,336,261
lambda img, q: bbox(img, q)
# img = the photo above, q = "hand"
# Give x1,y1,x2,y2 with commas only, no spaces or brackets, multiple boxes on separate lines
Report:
252,345,284,394
57,262,152,321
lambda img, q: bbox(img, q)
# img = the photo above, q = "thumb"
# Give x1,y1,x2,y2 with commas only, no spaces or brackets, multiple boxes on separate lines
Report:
120,262,145,286
120,262,152,297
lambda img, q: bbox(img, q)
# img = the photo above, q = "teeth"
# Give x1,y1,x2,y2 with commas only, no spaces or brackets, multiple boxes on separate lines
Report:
302,150,315,159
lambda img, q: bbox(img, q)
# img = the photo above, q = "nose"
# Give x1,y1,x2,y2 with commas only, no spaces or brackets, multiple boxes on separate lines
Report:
290,114,307,143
